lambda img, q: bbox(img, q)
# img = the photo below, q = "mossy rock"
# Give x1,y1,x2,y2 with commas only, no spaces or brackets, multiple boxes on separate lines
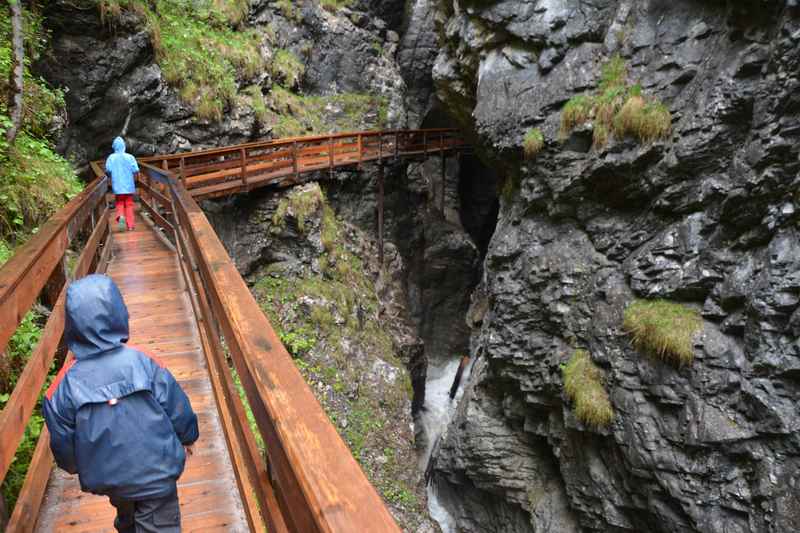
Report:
562,350,614,429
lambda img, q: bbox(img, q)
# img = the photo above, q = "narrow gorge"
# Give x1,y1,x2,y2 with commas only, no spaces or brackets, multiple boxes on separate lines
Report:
2,0,798,532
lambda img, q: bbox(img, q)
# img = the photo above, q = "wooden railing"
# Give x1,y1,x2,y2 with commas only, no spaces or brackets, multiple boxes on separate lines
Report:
0,171,112,532
133,162,401,532
138,128,465,199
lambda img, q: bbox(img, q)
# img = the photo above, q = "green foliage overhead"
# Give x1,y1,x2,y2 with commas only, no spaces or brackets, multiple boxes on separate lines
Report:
562,350,614,429
559,55,672,148
623,299,702,366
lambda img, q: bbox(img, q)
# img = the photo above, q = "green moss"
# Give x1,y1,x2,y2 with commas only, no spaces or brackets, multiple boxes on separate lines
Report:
623,299,701,366
274,0,302,22
231,368,266,451
272,185,326,233
562,350,613,429
319,0,354,11
522,128,544,159
268,85,389,137
272,49,305,89
242,85,269,124
559,55,671,148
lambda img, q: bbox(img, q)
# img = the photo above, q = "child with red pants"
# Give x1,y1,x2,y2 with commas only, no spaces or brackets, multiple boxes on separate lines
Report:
105,137,140,231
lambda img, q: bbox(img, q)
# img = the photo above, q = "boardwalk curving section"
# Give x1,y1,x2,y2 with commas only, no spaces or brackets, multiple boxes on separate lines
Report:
34,219,249,532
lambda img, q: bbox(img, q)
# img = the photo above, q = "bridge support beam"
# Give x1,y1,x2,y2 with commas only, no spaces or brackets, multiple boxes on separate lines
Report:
377,163,384,268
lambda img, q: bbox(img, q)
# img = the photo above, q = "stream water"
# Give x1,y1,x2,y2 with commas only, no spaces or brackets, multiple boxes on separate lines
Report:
418,358,472,532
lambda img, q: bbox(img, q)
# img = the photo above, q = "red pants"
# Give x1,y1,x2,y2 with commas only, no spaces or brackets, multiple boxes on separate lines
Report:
115,194,135,230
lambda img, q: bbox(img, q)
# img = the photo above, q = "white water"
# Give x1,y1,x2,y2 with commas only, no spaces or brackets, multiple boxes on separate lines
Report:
417,358,472,533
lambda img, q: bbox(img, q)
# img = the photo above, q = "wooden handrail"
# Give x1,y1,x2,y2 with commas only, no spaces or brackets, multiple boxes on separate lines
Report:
0,175,112,531
136,128,462,163
114,129,467,200
137,162,400,532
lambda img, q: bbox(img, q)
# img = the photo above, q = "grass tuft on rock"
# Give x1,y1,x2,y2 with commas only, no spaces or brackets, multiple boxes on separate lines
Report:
272,49,305,89
559,54,672,148
522,128,544,159
562,350,614,429
623,299,701,366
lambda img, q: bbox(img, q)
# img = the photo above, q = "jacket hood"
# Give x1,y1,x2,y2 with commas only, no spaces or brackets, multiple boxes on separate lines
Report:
112,137,126,154
65,274,129,359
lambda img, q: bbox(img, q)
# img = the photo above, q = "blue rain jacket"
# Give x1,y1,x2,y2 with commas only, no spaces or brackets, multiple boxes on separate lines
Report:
105,137,139,195
43,274,199,500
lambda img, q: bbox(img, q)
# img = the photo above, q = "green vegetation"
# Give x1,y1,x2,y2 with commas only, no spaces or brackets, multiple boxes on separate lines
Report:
252,185,422,516
623,299,702,366
231,368,265,451
274,0,301,22
267,85,389,137
522,128,544,159
500,169,521,204
562,350,613,429
0,9,82,240
100,0,263,121
0,5,79,511
0,246,47,511
559,55,672,148
242,85,269,125
319,0,354,12
271,49,305,89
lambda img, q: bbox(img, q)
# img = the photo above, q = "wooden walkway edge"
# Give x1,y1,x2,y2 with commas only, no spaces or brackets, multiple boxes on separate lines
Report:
34,216,249,532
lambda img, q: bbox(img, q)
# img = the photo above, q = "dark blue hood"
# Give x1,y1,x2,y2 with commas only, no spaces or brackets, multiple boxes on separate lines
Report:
65,274,129,359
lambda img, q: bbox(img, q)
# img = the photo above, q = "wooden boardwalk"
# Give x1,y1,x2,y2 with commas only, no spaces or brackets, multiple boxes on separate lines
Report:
35,215,249,532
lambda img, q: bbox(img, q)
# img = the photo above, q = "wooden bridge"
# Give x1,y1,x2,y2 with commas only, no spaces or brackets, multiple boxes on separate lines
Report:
0,129,465,532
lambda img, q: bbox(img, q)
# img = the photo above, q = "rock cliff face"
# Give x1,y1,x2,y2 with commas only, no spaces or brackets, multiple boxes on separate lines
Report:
35,0,800,532
430,1,800,532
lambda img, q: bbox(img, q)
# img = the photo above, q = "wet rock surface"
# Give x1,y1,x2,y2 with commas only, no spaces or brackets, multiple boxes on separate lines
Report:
36,0,407,167
431,1,800,532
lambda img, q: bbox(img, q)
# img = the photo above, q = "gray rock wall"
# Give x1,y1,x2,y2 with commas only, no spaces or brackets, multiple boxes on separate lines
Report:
431,0,800,532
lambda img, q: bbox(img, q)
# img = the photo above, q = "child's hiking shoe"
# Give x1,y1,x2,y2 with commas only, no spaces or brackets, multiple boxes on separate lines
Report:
118,216,126,231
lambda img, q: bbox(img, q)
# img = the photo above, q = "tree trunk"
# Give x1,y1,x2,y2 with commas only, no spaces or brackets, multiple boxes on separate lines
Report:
7,0,25,144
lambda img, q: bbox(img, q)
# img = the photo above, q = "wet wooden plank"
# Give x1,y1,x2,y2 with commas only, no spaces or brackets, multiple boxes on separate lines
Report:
35,221,249,533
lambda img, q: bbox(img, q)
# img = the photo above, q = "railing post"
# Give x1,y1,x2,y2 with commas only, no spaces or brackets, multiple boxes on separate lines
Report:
179,157,186,187
329,136,334,180
240,148,248,191
292,141,299,182
357,134,362,167
395,131,399,160
42,257,67,307
423,131,427,156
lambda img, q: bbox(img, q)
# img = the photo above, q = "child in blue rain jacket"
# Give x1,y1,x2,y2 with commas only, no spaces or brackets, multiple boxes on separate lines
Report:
43,274,199,533
105,137,140,231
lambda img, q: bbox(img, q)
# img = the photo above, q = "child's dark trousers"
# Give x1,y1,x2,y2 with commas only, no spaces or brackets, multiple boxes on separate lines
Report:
109,491,181,533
